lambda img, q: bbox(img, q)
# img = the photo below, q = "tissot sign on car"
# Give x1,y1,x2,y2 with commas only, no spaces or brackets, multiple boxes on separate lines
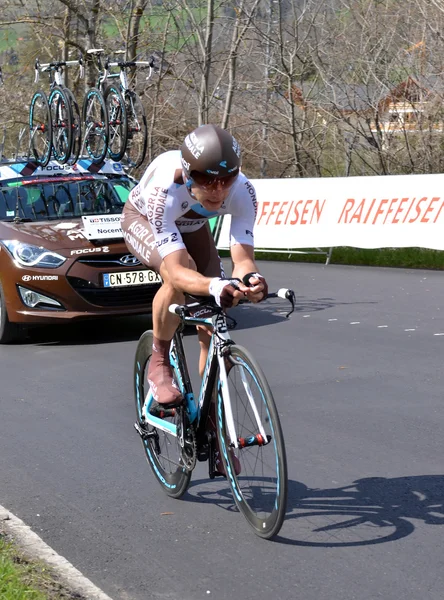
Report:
0,159,161,343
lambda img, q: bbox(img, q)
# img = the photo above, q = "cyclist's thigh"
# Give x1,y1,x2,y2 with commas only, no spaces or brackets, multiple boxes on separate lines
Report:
182,222,224,278
121,201,162,271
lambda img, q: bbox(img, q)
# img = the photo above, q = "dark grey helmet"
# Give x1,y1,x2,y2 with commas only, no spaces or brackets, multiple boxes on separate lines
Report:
180,124,241,180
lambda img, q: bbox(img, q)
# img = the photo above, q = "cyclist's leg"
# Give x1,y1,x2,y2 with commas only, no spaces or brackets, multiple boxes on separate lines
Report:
122,202,197,406
182,223,240,476
182,222,224,377
121,202,182,405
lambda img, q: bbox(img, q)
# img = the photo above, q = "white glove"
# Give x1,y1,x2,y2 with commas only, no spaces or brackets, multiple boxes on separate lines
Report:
209,277,235,308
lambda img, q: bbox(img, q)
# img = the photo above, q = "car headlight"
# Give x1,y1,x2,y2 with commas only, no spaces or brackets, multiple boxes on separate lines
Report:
1,240,66,268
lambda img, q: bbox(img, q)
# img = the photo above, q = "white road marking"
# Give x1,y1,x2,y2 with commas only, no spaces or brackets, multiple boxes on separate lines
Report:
405,329,416,332
377,325,388,328
433,333,444,336
0,505,114,600
328,318,338,321
303,315,310,318
350,322,360,325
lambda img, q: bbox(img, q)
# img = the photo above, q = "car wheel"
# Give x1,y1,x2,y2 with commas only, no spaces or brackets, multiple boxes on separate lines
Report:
0,281,23,344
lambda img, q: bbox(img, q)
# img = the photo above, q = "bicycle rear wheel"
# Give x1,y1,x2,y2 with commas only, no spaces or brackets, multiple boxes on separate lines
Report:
29,90,52,166
134,330,191,499
124,91,147,168
82,87,109,164
49,85,73,165
104,85,127,162
216,345,288,539
64,89,81,166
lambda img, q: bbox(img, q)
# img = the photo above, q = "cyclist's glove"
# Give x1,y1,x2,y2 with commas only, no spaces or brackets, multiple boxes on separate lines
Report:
209,277,241,310
242,272,269,301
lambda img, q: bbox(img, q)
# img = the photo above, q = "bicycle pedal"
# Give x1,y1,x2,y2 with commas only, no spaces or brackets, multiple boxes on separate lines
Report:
134,421,156,440
149,404,177,419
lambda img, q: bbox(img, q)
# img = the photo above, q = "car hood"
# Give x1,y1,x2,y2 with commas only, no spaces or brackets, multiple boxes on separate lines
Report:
0,219,125,253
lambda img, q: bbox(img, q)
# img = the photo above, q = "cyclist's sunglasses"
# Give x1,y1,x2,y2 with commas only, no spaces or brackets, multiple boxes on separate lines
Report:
190,170,239,189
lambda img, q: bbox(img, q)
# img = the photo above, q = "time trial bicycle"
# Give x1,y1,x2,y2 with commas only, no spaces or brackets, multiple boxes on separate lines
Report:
134,283,295,539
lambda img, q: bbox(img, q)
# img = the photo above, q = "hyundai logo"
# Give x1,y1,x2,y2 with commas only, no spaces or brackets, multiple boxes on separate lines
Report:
22,275,32,281
119,254,141,266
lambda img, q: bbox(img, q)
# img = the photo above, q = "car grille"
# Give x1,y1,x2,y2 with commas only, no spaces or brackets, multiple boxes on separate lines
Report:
77,253,142,268
67,276,159,307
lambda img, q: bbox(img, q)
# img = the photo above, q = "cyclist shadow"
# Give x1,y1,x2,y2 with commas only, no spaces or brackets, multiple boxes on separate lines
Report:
186,474,444,546
275,474,444,546
229,296,377,331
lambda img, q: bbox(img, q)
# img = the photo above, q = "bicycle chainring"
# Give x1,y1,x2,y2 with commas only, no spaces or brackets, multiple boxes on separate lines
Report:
176,408,197,471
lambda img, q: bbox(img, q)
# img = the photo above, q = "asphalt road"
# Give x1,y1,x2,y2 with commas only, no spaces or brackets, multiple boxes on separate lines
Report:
1,261,444,600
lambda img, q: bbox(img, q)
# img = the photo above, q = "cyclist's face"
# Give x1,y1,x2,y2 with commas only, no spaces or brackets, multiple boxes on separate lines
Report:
189,172,238,209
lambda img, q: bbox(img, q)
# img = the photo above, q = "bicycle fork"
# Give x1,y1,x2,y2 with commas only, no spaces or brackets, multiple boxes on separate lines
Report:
217,351,271,450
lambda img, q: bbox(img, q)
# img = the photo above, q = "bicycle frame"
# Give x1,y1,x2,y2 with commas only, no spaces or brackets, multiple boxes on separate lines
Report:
140,307,243,449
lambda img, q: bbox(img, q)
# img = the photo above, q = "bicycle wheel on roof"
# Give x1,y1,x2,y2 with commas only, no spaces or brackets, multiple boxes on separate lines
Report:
64,88,82,166
29,90,52,167
104,85,127,162
216,344,288,539
82,87,109,164
49,85,73,165
124,91,147,168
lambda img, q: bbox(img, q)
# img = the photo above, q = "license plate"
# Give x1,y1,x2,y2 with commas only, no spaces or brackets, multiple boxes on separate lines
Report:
103,269,161,287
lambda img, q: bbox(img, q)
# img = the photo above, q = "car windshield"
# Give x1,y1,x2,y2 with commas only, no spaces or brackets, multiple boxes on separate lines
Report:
0,174,135,222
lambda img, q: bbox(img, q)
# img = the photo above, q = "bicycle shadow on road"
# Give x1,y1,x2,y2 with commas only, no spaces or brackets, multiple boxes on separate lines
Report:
274,474,444,547
230,296,377,331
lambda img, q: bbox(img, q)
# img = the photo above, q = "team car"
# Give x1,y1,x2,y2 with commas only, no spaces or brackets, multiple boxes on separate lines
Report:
0,158,161,343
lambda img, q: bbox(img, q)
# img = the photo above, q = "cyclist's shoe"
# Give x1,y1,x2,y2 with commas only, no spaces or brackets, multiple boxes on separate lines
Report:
147,337,183,407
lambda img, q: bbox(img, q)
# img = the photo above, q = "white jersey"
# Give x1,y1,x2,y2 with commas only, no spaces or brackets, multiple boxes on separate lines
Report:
127,150,257,259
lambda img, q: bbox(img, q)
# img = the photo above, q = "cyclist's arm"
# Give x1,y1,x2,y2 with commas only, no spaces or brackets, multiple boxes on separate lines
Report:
162,249,247,300
230,243,267,302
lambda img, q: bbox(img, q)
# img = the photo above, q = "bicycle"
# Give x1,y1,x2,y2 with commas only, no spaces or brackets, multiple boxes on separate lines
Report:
133,283,295,539
83,49,160,167
31,57,83,166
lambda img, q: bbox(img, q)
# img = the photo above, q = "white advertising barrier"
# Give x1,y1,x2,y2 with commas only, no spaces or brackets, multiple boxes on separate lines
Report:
216,173,444,250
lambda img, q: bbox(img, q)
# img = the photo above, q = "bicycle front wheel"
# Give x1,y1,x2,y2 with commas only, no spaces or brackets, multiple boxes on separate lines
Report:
82,87,109,164
216,345,288,539
49,85,73,165
134,330,191,499
124,91,147,168
29,90,52,166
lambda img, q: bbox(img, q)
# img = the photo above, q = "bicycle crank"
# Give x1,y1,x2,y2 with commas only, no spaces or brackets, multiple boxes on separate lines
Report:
177,408,197,471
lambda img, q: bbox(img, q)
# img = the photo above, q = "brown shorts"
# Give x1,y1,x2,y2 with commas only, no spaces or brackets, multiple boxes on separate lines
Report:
121,201,224,277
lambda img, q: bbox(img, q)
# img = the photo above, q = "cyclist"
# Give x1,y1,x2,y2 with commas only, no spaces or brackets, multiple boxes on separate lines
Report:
121,124,268,469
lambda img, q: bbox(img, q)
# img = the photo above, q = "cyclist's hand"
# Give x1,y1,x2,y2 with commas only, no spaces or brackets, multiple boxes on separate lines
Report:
242,272,268,303
209,277,246,310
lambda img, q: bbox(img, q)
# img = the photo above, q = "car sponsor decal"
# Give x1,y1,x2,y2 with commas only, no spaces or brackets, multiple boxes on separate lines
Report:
70,246,110,255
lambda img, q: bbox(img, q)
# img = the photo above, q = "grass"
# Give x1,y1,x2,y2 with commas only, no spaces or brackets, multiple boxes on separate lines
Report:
219,246,444,270
0,533,78,600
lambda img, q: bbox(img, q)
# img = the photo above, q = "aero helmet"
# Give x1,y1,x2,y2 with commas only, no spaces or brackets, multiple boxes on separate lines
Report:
180,124,241,185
